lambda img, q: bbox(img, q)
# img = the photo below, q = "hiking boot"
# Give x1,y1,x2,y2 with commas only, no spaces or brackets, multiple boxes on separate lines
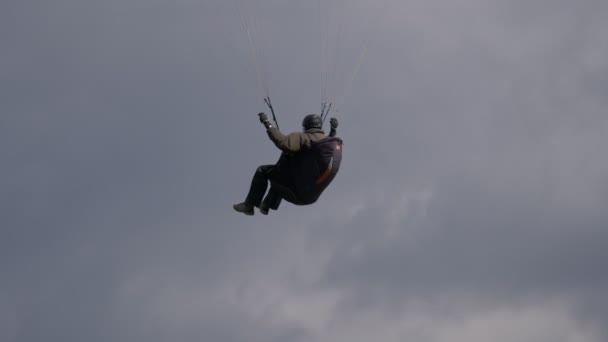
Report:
233,202,254,216
259,202,269,215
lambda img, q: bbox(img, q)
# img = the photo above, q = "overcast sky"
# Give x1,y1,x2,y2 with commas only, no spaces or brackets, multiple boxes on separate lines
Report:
2,0,607,341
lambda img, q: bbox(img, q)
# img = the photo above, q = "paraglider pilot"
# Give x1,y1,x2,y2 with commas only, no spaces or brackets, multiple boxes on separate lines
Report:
233,112,342,216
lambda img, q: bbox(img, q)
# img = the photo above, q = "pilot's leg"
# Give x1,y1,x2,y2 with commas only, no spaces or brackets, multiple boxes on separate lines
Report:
233,165,274,215
260,188,282,215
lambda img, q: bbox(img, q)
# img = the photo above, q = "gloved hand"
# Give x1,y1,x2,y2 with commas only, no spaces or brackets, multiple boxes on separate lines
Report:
258,112,268,123
258,112,272,129
330,117,338,129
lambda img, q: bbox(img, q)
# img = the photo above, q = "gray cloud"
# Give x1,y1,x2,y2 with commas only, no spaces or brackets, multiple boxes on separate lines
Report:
2,0,607,341
312,0,608,338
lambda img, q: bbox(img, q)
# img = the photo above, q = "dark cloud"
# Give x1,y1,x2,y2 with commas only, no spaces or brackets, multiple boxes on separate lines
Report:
1,0,607,341
321,174,608,301
311,0,608,337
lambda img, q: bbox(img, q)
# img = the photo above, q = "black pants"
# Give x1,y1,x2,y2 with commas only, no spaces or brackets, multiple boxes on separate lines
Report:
245,165,288,210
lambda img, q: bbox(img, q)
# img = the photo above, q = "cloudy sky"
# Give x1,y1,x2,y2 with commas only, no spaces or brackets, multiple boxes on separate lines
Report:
2,0,607,341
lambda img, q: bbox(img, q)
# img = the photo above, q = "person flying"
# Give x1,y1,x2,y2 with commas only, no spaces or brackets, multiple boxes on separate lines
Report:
233,112,342,215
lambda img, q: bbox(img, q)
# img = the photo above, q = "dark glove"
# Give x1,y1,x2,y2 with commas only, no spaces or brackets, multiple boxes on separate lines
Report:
258,112,272,129
330,117,338,129
258,112,268,123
